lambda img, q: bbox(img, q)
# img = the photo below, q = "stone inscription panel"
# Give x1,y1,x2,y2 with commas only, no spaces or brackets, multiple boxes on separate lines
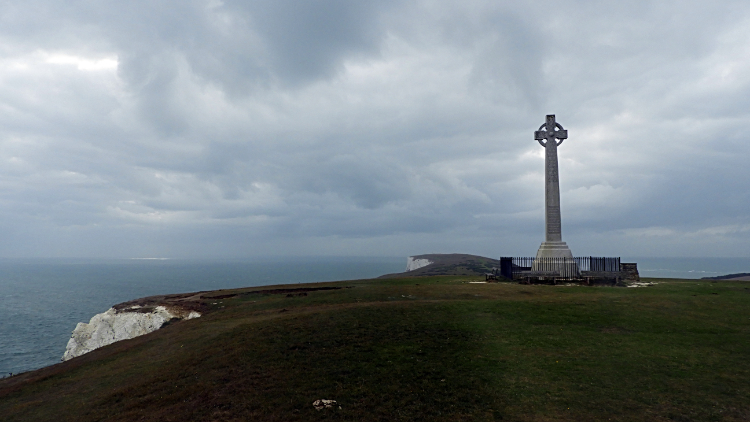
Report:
546,149,559,179
547,205,561,234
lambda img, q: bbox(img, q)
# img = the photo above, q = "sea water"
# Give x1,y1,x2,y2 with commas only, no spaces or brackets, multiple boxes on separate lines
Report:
625,257,750,279
0,257,404,376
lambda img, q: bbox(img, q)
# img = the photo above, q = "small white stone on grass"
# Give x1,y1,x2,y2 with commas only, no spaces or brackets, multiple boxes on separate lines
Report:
627,282,658,288
313,399,339,410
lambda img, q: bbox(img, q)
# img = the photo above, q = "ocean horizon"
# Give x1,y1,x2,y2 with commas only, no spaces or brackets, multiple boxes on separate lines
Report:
1,256,748,376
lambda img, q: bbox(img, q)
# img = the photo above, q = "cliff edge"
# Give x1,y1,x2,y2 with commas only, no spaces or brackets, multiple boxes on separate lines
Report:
62,292,210,361
63,305,201,361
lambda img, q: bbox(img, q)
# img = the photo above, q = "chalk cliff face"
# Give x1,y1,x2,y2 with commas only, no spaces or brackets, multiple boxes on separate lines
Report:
62,305,200,361
406,257,433,272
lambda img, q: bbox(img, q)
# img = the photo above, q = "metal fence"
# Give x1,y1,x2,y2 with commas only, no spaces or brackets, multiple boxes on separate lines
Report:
499,257,620,279
586,257,620,272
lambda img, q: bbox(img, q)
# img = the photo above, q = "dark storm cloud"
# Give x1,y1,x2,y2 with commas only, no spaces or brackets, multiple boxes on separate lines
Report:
0,0,749,258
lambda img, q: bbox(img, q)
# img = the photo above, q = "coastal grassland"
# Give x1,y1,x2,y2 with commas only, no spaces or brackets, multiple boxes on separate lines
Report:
1,277,749,421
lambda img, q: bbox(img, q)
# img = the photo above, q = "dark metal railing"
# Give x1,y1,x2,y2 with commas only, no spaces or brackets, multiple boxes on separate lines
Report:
586,256,620,272
499,257,620,279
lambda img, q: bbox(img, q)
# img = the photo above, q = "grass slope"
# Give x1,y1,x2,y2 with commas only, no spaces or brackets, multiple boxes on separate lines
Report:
2,276,750,421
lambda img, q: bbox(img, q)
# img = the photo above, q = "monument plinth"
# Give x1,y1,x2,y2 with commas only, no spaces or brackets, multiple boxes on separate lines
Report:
534,114,573,259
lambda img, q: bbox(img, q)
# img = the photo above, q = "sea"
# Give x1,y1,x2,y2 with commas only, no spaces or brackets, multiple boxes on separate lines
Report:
1,256,749,377
0,257,404,377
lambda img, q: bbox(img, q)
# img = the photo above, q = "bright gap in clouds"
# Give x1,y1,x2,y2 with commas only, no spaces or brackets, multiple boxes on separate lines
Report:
44,53,118,71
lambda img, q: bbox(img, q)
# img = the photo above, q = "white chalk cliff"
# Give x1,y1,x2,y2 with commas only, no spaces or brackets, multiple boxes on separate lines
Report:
406,257,433,272
62,305,200,361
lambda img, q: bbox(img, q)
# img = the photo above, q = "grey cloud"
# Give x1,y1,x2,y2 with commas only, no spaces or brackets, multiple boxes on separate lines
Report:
238,0,395,85
109,0,400,93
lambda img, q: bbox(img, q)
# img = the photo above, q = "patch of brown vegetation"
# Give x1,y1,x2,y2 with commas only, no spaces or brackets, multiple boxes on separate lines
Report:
112,286,348,316
204,286,344,300
600,327,630,334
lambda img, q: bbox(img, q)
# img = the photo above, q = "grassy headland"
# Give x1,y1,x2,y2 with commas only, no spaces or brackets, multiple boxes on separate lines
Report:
380,253,500,277
1,276,749,421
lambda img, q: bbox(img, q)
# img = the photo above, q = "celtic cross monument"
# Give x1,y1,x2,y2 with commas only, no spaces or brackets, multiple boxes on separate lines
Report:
533,114,574,259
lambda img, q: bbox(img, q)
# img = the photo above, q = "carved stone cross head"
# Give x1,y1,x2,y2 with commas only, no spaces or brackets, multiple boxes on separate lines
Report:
534,114,567,147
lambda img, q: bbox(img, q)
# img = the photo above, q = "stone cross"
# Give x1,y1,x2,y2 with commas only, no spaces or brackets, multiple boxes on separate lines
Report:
533,114,574,259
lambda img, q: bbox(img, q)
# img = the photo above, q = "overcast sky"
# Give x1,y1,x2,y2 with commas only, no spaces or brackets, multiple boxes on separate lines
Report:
0,0,749,259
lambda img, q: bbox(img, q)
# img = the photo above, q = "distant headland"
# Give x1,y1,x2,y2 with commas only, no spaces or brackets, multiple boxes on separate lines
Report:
379,254,500,278
702,272,750,281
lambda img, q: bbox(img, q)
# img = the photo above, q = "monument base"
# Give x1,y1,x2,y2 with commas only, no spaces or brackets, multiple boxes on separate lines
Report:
532,241,578,276
535,241,574,259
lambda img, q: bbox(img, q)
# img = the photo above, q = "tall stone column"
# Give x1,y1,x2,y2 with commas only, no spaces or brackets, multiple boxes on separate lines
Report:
534,115,573,259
